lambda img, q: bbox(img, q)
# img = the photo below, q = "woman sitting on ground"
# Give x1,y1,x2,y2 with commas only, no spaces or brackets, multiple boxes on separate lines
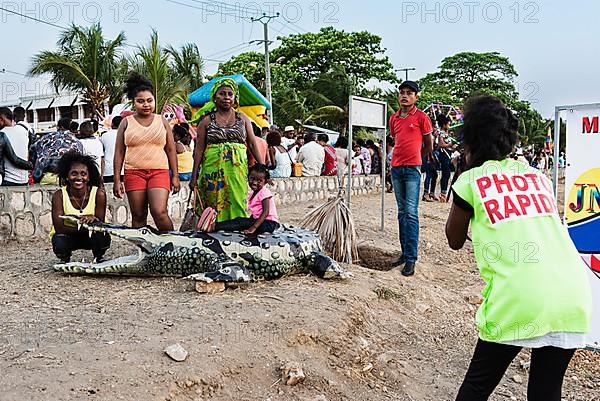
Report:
50,151,110,263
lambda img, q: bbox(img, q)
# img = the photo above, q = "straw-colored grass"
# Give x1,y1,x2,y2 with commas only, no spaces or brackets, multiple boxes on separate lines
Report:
300,195,359,264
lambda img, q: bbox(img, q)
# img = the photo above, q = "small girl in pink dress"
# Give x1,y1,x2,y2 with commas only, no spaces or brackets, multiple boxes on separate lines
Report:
214,164,280,235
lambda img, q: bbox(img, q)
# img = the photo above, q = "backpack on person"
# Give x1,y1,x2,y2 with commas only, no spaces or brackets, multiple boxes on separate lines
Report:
16,122,36,148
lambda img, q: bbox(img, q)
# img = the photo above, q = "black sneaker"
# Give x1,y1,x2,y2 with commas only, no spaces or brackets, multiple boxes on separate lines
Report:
391,255,406,267
401,262,415,277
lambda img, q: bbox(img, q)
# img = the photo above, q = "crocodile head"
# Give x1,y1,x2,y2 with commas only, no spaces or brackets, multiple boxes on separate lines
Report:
53,216,176,275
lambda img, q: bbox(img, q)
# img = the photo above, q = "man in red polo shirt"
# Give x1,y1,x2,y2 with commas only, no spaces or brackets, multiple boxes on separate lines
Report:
389,81,433,276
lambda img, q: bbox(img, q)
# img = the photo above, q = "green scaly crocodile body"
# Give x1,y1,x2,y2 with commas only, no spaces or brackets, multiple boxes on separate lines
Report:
53,216,349,283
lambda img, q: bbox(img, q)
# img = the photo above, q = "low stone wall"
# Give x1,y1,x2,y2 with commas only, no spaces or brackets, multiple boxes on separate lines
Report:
0,175,381,240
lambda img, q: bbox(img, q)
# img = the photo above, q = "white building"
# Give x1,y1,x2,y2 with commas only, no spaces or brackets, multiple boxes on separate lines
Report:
0,92,105,133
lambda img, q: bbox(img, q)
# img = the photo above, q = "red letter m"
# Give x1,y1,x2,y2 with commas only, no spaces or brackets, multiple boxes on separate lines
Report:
582,116,599,133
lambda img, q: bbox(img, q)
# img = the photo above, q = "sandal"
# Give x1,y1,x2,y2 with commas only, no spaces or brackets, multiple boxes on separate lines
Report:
430,193,439,201
439,193,447,203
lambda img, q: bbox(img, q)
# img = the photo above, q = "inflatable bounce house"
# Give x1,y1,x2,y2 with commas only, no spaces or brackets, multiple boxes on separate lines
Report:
188,74,271,128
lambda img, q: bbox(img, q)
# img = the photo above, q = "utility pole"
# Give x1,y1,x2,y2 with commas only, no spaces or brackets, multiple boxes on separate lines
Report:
395,67,416,81
251,12,279,125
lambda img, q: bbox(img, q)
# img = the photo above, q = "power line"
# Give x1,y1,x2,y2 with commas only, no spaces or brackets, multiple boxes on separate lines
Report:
0,6,66,29
203,43,254,68
166,0,252,21
204,42,252,59
0,68,29,77
279,17,307,34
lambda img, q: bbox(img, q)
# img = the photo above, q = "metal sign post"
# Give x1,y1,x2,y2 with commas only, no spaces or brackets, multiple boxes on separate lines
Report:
346,96,388,232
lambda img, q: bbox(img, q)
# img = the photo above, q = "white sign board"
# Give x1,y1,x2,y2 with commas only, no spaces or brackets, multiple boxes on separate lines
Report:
350,96,387,129
563,104,600,349
346,96,388,249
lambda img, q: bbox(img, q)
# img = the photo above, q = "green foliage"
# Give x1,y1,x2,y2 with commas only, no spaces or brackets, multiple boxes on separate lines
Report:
415,75,456,110
128,30,190,113
29,23,126,119
218,27,398,96
216,51,266,92
418,51,533,113
272,27,398,89
164,43,205,90
519,109,550,147
272,85,309,128
300,66,358,134
423,52,517,100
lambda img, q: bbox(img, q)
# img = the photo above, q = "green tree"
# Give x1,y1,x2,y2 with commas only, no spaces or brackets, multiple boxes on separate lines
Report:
272,27,398,90
302,65,358,134
216,51,266,91
420,51,534,113
218,27,398,94
107,56,130,110
128,30,190,113
29,23,126,119
272,85,309,128
164,43,205,90
415,75,457,110
519,109,550,147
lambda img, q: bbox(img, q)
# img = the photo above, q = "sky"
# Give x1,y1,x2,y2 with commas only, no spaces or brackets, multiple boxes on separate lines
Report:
1,0,599,117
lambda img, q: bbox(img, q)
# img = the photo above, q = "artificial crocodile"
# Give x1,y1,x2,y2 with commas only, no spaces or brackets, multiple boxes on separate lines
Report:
53,216,350,283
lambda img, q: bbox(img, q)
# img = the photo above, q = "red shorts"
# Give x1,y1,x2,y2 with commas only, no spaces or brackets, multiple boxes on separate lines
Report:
124,169,170,192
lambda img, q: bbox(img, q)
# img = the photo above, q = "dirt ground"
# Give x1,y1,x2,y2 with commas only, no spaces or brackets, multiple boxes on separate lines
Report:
1,189,599,401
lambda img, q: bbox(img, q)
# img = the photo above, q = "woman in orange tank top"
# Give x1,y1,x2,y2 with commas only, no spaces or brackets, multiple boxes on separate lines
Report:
113,72,180,231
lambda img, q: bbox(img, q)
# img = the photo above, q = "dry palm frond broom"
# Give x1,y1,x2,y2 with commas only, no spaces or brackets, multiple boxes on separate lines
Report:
300,190,359,264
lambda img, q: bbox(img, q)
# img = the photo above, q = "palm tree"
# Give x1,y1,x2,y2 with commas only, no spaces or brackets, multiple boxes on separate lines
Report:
303,66,357,135
29,23,126,119
164,43,204,90
519,111,550,147
129,30,189,113
272,86,309,128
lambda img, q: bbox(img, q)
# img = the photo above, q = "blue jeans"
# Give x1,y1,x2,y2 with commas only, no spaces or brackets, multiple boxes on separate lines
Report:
439,151,452,193
391,166,421,262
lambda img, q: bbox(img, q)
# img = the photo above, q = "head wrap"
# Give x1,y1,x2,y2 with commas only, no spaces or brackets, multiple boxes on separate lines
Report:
190,77,240,124
210,77,239,107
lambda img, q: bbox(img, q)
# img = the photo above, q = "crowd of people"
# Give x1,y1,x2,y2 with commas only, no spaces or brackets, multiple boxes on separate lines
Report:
0,72,591,401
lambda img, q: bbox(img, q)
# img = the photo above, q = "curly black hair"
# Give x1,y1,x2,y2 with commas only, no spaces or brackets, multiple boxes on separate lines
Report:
123,71,155,100
266,130,282,147
249,162,270,180
57,150,102,187
462,95,518,168
172,123,191,145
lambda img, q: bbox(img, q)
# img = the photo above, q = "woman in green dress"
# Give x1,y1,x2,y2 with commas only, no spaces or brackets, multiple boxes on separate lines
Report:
189,78,264,222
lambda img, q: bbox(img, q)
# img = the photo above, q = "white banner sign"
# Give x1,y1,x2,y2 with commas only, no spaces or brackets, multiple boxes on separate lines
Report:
350,96,387,129
564,105,600,349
